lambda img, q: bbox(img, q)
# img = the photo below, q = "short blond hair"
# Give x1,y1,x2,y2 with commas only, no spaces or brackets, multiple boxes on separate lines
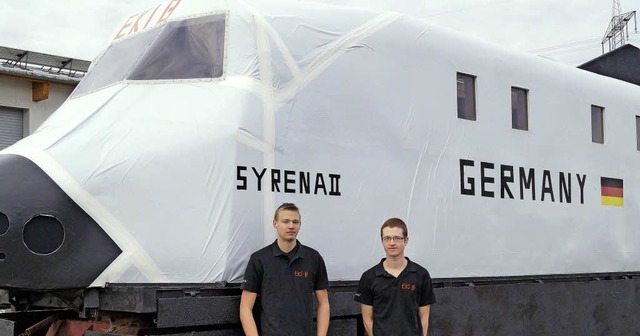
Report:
274,203,300,221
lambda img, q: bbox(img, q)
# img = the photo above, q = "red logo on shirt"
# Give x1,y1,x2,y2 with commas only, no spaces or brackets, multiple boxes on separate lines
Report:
294,270,305,277
401,282,416,291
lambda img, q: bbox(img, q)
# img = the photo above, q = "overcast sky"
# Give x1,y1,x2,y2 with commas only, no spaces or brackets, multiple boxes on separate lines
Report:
0,0,638,66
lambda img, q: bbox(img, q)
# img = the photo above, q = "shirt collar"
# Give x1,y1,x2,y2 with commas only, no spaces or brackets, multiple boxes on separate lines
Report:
270,239,305,259
374,257,416,277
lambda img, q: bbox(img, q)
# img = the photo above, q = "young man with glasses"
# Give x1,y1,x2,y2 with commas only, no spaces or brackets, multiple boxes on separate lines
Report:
354,218,436,335
239,203,330,336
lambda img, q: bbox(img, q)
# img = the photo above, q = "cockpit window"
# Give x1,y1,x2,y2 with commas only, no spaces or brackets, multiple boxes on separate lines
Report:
71,28,160,98
71,13,226,98
129,15,225,80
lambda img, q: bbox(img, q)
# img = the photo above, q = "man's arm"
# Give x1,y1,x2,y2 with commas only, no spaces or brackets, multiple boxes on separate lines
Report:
419,305,431,336
315,289,330,336
361,304,374,336
239,290,259,336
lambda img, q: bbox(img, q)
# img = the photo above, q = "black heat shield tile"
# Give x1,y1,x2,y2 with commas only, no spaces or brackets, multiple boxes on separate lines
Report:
0,154,122,290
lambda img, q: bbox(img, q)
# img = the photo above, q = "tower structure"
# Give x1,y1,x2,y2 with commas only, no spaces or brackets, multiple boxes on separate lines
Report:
601,0,637,53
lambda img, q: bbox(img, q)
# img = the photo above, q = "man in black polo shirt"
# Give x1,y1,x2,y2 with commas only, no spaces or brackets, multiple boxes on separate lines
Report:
355,218,436,336
239,203,330,336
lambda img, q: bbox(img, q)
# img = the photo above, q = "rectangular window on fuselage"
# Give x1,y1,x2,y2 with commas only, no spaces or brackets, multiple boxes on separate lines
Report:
591,105,604,144
636,116,640,151
457,73,476,121
511,87,528,130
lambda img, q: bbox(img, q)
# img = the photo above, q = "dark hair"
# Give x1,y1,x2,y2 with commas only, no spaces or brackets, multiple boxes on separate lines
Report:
380,218,408,237
274,203,300,221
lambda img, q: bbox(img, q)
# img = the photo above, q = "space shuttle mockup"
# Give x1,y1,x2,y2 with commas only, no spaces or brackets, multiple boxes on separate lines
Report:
1,0,639,291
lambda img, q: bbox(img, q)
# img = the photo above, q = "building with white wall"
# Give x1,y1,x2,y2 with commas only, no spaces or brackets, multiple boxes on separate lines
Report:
0,47,89,149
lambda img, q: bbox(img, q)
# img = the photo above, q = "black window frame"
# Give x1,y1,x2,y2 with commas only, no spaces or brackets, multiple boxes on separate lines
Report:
456,73,477,121
635,116,640,151
591,105,604,144
511,87,529,131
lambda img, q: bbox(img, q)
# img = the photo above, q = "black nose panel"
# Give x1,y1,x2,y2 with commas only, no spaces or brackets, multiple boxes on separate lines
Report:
0,154,122,290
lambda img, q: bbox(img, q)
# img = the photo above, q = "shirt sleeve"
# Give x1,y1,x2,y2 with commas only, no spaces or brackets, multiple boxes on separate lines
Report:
314,254,330,291
419,272,436,306
240,254,262,294
354,272,373,305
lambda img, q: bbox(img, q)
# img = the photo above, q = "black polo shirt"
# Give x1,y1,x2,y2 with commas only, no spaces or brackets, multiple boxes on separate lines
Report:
354,258,436,336
241,240,329,336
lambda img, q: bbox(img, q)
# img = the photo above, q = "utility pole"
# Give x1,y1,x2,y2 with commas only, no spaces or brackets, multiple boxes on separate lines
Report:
601,0,637,53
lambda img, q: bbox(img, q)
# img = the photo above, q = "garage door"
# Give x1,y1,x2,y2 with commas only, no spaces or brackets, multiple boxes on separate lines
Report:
0,106,24,150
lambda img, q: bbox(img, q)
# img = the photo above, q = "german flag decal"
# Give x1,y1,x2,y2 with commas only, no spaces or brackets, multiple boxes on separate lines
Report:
601,177,623,207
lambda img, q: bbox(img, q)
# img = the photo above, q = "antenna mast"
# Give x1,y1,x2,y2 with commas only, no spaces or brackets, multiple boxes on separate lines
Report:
601,0,637,53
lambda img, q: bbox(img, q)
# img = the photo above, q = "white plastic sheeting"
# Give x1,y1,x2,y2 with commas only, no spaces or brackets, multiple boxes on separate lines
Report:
3,0,640,286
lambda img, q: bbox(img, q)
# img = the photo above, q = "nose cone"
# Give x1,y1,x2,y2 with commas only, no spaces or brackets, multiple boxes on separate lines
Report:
0,154,121,290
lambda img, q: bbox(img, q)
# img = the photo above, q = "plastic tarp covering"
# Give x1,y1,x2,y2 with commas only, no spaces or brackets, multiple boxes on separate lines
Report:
3,0,640,288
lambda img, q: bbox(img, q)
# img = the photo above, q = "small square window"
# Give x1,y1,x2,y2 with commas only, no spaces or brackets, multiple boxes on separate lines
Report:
591,105,604,144
457,73,476,121
511,87,528,130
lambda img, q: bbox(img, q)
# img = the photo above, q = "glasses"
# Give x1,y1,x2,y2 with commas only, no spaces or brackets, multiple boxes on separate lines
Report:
381,236,405,243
